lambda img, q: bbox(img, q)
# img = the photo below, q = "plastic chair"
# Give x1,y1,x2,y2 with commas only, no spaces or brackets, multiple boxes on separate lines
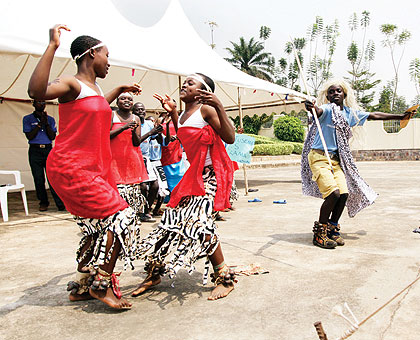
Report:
0,170,29,222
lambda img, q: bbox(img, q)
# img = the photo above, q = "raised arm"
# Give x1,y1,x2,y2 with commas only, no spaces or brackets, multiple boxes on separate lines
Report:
28,25,74,101
104,84,141,104
196,89,235,144
153,93,178,131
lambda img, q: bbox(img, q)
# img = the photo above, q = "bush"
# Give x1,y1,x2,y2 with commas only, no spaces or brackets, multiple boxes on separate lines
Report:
289,142,303,154
245,134,281,145
273,115,305,142
253,143,294,156
233,113,275,135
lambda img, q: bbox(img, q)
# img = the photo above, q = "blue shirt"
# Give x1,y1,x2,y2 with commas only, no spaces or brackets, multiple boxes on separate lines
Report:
140,120,155,157
22,113,57,145
312,104,369,153
149,138,162,161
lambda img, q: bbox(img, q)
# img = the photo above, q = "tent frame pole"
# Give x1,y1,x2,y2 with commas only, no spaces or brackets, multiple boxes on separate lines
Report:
238,87,249,196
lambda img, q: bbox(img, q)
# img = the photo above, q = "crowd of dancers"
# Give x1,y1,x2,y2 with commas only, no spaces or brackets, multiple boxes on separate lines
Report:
27,24,411,310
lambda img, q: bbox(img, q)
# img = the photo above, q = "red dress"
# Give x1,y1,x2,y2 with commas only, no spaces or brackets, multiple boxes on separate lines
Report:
167,125,234,211
110,122,148,184
46,96,128,219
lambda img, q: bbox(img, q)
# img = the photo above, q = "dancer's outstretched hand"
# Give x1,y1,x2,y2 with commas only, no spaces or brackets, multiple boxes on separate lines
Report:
195,89,222,109
122,83,142,96
49,24,70,49
154,93,176,113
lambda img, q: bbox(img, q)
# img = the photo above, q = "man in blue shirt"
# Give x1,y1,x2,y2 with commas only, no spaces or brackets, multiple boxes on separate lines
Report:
22,100,65,211
132,102,163,222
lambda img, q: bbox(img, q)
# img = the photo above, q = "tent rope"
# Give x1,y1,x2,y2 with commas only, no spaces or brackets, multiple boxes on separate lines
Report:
0,54,30,96
217,83,238,106
137,70,149,84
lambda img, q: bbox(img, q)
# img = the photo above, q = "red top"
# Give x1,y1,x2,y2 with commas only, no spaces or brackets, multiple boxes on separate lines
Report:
46,96,128,219
161,121,182,166
167,125,234,211
110,122,148,184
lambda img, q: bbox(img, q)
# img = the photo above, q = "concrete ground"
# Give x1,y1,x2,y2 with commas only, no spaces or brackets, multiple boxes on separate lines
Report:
1,161,420,340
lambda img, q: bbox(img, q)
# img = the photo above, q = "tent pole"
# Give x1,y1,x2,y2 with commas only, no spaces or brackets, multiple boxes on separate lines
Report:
238,87,249,196
178,76,183,112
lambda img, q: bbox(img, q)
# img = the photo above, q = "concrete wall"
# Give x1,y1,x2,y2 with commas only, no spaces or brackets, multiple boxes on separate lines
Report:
350,119,420,150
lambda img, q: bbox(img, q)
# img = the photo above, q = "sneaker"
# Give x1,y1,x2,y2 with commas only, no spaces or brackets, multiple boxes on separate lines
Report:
313,221,337,249
327,223,345,246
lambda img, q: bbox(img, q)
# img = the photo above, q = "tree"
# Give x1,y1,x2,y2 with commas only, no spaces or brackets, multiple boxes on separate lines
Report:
375,81,408,114
409,58,420,97
345,11,380,109
274,38,306,91
306,16,340,95
380,23,411,111
259,26,271,47
225,37,275,81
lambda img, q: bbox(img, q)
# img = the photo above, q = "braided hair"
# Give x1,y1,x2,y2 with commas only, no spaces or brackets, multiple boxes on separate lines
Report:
70,35,102,64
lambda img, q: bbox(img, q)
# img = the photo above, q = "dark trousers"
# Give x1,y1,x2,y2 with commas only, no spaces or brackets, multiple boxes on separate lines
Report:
28,145,65,209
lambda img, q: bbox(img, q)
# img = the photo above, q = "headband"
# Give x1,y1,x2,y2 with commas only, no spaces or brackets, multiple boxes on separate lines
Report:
187,74,213,92
74,42,105,61
118,92,133,99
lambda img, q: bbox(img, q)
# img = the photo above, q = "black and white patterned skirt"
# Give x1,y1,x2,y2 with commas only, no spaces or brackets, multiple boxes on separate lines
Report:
137,166,219,284
74,206,141,270
117,183,146,221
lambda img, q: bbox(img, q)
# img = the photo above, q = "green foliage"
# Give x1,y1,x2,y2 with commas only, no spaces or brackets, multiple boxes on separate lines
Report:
244,133,303,155
289,142,304,154
306,16,339,95
275,38,306,90
259,26,271,41
233,113,274,135
273,115,305,142
252,143,294,156
225,37,274,81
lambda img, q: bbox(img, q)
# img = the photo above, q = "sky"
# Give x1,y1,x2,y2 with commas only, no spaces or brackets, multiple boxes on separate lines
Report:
111,0,420,105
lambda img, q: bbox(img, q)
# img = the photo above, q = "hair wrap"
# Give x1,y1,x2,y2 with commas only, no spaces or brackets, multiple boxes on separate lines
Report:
74,42,105,61
187,74,213,92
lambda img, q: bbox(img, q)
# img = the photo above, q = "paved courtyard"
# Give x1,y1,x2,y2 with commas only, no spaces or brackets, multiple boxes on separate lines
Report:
1,161,420,340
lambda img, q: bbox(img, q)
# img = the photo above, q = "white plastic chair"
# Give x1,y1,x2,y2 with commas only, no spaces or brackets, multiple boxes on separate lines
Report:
0,170,29,222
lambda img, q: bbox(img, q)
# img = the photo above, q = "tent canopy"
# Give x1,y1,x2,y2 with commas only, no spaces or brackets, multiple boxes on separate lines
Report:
0,0,305,110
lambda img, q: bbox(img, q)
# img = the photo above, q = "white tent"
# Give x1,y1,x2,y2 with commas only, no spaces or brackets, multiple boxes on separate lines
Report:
0,0,305,190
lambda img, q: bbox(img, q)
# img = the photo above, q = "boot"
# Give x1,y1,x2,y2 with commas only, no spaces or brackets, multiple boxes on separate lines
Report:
313,221,337,249
327,223,345,246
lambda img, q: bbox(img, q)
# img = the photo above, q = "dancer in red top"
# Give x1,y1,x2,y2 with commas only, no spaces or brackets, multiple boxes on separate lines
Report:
28,25,141,309
110,92,148,223
133,73,236,300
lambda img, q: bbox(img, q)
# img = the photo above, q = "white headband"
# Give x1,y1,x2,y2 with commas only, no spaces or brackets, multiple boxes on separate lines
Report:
118,92,133,99
74,42,105,61
187,74,213,92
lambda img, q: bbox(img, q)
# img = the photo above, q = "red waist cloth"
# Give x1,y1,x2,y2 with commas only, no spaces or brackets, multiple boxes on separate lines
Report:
110,122,148,184
167,125,233,211
161,122,182,166
46,96,128,219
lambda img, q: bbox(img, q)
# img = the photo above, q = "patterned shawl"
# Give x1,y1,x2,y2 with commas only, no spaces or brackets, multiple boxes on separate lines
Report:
301,103,378,217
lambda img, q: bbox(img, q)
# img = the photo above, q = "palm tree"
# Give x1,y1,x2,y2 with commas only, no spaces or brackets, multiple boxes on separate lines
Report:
225,37,274,81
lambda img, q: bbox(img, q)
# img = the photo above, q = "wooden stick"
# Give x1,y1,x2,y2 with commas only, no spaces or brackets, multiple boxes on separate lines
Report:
314,321,328,340
238,87,249,195
289,37,334,173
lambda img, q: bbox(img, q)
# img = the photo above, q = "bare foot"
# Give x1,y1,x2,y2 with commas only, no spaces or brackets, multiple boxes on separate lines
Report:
89,287,132,309
131,275,161,297
208,283,234,301
69,292,93,301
